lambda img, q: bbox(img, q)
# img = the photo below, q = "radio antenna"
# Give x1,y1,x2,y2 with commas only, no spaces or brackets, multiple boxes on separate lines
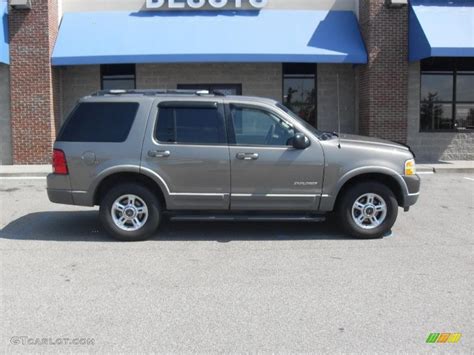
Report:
336,73,342,149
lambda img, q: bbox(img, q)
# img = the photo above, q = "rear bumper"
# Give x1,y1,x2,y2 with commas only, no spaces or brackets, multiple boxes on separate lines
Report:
47,173,93,206
47,188,74,205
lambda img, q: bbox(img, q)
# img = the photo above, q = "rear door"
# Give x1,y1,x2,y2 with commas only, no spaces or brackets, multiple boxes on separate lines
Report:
141,99,231,210
226,102,325,211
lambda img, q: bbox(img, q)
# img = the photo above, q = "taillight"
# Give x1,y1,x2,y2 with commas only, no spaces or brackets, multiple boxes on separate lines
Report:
52,149,68,175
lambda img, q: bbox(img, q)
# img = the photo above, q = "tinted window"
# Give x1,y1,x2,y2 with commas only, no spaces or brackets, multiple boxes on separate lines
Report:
230,106,295,146
58,102,139,142
156,105,225,145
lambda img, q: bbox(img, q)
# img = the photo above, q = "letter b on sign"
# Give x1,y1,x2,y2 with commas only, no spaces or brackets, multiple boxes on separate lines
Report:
146,0,165,8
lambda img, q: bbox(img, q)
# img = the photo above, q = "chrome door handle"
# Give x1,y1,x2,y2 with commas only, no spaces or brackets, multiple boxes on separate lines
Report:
236,152,259,160
148,150,171,158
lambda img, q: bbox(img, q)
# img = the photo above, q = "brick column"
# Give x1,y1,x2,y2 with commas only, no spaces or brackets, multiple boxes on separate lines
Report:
9,0,59,164
358,0,409,143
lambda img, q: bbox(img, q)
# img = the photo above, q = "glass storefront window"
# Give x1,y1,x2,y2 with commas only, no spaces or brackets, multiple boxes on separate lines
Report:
420,74,453,102
456,104,474,130
420,58,474,131
283,63,317,127
456,73,474,102
420,103,452,130
101,64,136,90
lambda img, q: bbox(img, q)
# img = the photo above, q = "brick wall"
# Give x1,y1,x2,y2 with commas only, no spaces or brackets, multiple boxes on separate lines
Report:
137,63,282,101
9,0,59,164
59,65,100,122
358,0,408,143
0,64,11,164
60,63,361,135
58,63,283,123
317,64,356,134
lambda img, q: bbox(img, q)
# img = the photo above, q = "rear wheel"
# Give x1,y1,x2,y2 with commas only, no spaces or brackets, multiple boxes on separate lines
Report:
337,182,398,239
99,183,161,241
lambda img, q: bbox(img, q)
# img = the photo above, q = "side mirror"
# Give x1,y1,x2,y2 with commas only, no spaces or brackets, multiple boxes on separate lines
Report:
292,133,311,149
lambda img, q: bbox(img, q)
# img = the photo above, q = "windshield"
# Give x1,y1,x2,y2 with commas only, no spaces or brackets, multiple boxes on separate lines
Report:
275,103,323,137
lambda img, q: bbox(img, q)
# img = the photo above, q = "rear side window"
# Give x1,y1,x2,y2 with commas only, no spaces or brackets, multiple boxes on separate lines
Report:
155,105,225,145
58,102,139,142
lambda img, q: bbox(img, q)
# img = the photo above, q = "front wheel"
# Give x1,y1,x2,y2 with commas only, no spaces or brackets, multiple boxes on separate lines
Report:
99,183,161,241
337,182,398,239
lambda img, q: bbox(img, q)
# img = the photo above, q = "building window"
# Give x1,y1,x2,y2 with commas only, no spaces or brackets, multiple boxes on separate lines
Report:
283,63,317,127
420,58,474,131
101,64,136,90
177,84,242,96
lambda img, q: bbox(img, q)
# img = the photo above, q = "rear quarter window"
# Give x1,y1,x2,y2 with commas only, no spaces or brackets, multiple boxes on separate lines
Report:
57,102,139,142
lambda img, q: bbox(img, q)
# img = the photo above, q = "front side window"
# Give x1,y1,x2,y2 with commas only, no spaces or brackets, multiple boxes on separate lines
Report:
420,58,474,131
155,104,226,145
101,64,136,90
58,102,139,142
230,106,295,146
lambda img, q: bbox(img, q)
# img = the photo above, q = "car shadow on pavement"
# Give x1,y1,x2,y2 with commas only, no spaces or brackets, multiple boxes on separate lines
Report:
0,211,353,242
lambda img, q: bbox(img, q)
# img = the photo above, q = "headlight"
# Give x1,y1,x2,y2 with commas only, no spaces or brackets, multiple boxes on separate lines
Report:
405,159,416,176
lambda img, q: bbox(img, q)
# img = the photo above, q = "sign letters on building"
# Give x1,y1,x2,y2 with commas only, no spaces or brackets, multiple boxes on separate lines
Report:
146,0,268,9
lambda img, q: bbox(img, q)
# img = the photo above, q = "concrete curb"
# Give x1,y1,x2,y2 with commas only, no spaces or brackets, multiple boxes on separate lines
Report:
0,165,51,178
432,168,474,174
0,173,49,178
417,161,474,175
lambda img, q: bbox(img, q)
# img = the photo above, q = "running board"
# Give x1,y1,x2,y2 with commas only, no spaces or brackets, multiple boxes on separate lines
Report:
168,213,326,223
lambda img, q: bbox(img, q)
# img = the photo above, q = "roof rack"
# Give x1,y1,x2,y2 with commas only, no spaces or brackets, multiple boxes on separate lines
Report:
91,89,226,97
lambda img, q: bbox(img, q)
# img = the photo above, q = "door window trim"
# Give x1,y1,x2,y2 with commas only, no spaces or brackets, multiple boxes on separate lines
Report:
153,101,228,147
224,103,297,148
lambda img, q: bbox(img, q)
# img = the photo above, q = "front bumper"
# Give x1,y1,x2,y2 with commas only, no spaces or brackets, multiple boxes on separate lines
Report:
402,174,421,209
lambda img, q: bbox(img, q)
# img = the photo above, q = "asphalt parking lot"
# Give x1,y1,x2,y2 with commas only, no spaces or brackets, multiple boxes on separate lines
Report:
0,173,472,353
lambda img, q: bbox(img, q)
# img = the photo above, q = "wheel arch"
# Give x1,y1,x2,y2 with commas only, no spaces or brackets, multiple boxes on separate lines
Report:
93,171,168,209
331,169,407,211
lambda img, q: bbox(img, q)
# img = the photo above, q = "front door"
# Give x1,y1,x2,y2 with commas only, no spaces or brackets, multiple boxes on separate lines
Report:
227,103,325,211
141,99,230,210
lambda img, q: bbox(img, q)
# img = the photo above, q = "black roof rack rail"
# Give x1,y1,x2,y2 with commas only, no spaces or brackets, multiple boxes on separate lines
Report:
212,90,226,96
91,89,226,97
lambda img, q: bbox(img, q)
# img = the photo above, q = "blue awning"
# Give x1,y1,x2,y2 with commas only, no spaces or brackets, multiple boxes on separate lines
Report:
52,10,367,66
409,0,474,61
0,1,8,65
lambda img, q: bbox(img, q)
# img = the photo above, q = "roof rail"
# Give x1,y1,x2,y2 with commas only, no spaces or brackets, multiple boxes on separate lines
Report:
91,89,226,97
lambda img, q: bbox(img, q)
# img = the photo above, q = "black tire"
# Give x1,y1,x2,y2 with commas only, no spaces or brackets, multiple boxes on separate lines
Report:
337,181,398,239
99,183,161,241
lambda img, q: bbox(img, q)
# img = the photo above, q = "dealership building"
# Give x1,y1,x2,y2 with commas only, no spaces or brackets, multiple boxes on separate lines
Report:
0,0,473,164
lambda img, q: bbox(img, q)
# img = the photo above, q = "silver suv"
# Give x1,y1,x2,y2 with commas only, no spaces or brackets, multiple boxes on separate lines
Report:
47,90,420,241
